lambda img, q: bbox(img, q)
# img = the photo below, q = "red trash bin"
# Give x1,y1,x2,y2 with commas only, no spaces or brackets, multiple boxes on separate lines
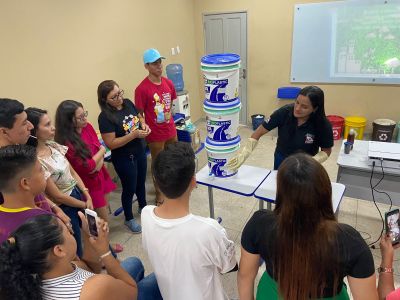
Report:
327,115,345,140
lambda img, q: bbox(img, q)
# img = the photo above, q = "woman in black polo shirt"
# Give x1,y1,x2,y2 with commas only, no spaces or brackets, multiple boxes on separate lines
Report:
238,153,377,299
228,86,333,170
97,80,150,233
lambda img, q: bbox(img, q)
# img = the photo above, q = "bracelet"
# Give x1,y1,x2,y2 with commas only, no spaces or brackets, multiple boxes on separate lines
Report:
99,250,112,260
377,266,394,273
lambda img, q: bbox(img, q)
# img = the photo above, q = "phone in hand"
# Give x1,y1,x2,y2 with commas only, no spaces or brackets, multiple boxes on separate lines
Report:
85,208,98,237
385,209,400,245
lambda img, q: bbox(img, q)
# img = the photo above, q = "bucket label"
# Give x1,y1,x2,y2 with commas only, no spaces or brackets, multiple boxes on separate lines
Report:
204,79,229,102
208,157,228,177
207,120,233,141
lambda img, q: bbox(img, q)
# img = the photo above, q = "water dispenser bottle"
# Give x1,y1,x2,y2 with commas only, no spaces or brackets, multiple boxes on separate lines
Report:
166,64,184,92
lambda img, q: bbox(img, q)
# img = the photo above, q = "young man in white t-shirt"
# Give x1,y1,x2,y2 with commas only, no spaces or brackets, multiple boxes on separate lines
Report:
141,142,237,300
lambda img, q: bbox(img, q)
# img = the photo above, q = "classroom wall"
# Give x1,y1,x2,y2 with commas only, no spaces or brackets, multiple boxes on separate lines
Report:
1,1,399,134
193,0,400,133
0,0,203,127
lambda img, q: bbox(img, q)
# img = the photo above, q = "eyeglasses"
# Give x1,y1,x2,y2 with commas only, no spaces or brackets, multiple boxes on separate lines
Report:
109,90,124,102
75,111,88,122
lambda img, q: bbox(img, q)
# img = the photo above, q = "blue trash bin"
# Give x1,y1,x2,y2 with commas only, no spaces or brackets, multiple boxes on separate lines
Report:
251,114,265,131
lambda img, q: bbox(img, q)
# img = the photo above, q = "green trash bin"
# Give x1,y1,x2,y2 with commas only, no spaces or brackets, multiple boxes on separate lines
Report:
397,121,400,143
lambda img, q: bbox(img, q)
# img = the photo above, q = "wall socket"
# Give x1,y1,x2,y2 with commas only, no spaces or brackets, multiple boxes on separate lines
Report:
176,45,180,54
171,47,176,55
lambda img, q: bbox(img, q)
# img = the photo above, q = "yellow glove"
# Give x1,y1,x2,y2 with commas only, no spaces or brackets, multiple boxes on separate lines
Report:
226,138,258,172
313,151,328,163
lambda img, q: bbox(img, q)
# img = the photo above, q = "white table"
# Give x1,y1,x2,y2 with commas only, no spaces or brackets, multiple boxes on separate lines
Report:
254,171,346,215
196,165,271,218
336,140,400,205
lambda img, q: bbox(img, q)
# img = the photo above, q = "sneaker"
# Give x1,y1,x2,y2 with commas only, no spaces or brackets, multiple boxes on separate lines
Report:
124,219,142,233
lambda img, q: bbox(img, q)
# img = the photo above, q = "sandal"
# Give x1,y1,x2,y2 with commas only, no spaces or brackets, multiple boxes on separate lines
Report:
112,243,124,253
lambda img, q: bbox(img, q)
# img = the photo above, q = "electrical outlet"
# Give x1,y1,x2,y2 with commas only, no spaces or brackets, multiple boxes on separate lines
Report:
171,47,175,55
176,45,180,54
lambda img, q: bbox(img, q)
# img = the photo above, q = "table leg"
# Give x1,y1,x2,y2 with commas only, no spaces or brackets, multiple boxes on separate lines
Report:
336,166,342,182
208,186,215,219
259,200,264,210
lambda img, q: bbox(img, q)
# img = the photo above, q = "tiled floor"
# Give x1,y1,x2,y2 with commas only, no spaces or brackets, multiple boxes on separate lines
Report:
106,121,399,299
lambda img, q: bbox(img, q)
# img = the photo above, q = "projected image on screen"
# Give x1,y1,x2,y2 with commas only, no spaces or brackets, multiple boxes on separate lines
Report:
333,3,400,78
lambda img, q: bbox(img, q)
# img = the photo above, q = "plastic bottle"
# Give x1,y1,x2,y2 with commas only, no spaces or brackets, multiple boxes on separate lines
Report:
347,129,355,150
166,64,184,92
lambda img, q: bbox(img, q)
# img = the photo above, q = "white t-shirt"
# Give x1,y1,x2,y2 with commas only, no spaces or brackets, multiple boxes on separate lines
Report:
141,205,236,300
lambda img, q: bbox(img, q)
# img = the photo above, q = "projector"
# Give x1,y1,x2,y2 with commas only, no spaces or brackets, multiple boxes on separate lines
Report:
368,141,400,169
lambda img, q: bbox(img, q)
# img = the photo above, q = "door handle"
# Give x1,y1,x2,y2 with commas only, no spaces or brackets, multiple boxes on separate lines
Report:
242,68,247,79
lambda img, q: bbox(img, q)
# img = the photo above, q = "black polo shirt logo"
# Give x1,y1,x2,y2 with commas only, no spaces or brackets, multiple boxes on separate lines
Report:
305,133,315,144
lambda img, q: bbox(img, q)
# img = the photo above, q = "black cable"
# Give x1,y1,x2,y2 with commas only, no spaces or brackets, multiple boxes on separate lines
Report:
372,160,393,212
367,161,385,247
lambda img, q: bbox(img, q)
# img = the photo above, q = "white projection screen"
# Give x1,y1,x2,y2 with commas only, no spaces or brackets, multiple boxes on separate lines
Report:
291,0,400,85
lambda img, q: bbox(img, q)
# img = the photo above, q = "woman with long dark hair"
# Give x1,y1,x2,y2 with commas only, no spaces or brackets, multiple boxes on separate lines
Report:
54,100,116,224
0,213,162,300
26,107,93,257
238,153,378,300
97,80,150,233
228,86,334,170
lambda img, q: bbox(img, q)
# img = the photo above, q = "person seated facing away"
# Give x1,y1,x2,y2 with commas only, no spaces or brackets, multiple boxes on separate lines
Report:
377,234,400,300
238,153,378,300
0,144,49,242
141,142,237,300
0,213,162,300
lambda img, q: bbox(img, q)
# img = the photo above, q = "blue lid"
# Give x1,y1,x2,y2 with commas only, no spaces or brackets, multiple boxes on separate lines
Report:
201,53,240,65
203,98,240,109
205,135,241,147
277,87,301,99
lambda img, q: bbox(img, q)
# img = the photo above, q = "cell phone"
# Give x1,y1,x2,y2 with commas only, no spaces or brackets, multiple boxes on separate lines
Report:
385,209,400,245
85,209,98,237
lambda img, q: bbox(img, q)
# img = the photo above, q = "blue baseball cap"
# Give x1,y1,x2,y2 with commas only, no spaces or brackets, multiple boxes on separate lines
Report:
143,48,165,64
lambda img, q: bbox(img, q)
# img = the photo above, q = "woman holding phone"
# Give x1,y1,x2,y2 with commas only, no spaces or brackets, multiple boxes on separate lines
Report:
97,80,150,233
26,107,93,257
238,153,378,300
378,233,400,300
0,213,162,300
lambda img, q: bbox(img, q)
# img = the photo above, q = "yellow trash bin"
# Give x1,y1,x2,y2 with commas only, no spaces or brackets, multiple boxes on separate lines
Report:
344,116,367,140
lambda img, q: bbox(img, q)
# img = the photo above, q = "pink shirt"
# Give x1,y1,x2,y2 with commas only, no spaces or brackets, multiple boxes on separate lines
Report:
65,123,116,208
387,288,400,300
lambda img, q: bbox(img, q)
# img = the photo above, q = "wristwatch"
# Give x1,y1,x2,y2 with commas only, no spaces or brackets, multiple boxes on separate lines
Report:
377,266,394,273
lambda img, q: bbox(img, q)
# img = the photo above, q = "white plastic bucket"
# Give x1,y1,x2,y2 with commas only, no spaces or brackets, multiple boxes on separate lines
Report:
204,100,241,142
201,53,241,103
205,136,241,178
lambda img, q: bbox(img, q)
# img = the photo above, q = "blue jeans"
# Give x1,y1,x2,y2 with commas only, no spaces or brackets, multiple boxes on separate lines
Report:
112,153,147,221
60,186,83,257
121,257,162,300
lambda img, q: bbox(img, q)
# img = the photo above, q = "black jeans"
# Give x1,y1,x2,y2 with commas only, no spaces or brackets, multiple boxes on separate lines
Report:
112,152,147,221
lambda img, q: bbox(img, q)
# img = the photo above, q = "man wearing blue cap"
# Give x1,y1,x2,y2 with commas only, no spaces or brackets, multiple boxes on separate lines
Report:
135,48,177,206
